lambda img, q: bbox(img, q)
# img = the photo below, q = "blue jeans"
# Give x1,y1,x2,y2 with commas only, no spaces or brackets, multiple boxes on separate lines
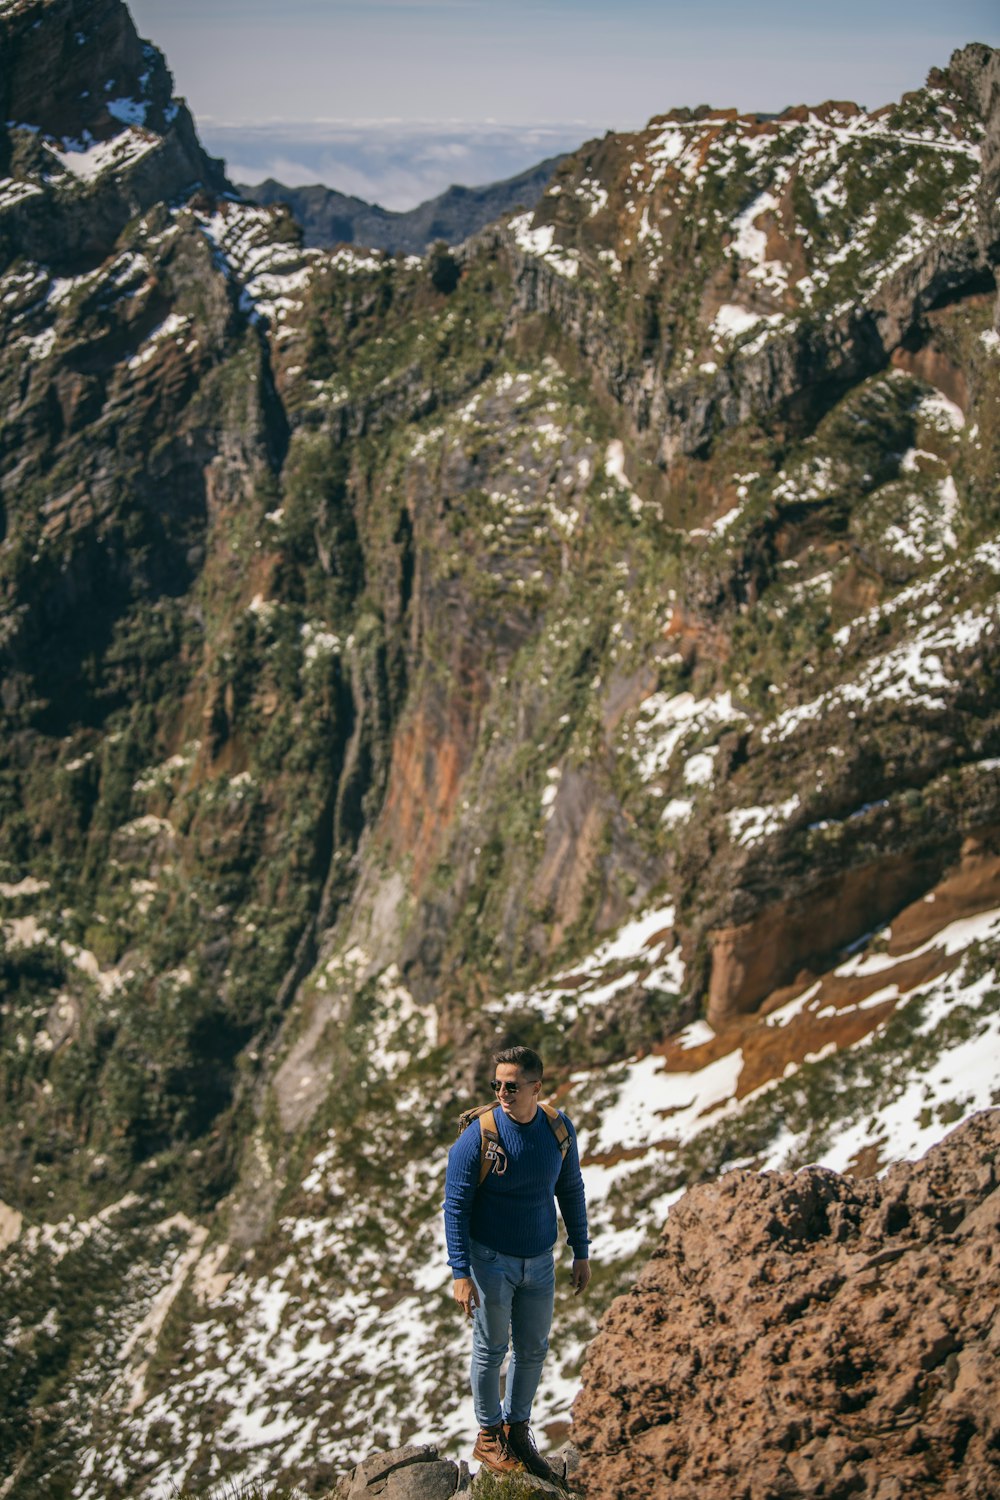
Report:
468,1237,556,1428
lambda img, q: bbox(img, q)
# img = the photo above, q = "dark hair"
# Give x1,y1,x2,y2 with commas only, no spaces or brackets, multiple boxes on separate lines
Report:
493,1045,543,1081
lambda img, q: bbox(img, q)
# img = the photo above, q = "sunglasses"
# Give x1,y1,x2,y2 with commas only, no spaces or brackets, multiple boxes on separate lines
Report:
491,1079,536,1096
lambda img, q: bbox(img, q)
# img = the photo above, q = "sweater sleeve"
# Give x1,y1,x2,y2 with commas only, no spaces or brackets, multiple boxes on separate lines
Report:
554,1115,590,1259
443,1122,481,1279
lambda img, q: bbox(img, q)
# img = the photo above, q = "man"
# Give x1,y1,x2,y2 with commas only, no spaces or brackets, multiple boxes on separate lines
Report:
443,1045,591,1478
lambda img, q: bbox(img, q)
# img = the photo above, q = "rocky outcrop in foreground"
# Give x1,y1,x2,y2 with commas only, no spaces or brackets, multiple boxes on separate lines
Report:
333,1442,576,1498
335,1444,470,1498
573,1110,1000,1499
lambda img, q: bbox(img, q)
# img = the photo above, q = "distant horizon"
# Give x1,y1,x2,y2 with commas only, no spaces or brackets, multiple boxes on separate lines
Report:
127,0,999,209
198,118,598,210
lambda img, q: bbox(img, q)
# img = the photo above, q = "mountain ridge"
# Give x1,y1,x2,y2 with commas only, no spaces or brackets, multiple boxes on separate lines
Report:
240,153,569,255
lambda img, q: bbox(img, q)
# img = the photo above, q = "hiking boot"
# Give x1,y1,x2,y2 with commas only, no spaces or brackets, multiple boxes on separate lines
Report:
472,1423,523,1475
504,1421,567,1487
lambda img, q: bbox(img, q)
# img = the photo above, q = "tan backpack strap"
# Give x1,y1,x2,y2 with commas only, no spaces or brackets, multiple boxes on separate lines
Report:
539,1100,570,1159
478,1106,501,1185
459,1101,496,1135
469,1101,567,1186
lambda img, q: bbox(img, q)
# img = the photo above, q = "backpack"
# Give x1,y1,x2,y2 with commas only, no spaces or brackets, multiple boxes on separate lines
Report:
458,1101,570,1185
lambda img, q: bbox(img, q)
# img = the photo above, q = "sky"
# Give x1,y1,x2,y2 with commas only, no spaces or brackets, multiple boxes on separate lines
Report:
127,0,1000,209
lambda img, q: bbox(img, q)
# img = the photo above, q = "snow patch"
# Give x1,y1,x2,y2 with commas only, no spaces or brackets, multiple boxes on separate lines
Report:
0,177,44,210
106,97,149,128
509,211,580,280
633,689,745,782
711,303,783,344
126,312,191,370
0,876,50,899
917,389,965,432
727,795,802,847
579,1049,745,1157
788,602,1000,738
46,128,158,182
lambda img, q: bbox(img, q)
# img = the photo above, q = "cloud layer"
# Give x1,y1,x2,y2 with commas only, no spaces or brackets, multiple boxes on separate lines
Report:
203,119,592,209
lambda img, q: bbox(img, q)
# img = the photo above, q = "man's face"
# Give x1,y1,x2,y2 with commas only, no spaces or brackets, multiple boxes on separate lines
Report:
493,1062,541,1123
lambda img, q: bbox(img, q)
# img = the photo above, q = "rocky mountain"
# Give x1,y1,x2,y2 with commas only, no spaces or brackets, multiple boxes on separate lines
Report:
240,156,568,255
1,1,999,1496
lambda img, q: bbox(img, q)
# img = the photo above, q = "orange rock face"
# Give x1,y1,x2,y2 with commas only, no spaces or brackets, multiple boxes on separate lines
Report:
380,699,470,887
705,839,1000,1029
705,850,940,1026
572,1110,1000,1500
650,844,1000,1131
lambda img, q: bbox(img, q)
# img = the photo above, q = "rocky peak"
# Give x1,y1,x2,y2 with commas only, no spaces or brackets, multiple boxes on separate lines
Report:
946,41,1000,259
0,0,229,265
1,0,169,140
937,40,998,118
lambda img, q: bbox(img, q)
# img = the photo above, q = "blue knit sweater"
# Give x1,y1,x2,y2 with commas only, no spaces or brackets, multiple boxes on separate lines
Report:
444,1106,590,1278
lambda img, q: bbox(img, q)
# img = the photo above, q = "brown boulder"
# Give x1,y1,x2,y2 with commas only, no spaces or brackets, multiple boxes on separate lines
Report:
572,1110,1000,1499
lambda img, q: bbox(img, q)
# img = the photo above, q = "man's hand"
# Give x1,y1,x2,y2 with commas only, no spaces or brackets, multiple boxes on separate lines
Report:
571,1259,591,1296
453,1276,480,1319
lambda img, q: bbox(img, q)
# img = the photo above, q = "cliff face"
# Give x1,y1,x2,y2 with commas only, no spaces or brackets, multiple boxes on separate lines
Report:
1,4,999,1494
0,0,323,1214
509,51,1000,1022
